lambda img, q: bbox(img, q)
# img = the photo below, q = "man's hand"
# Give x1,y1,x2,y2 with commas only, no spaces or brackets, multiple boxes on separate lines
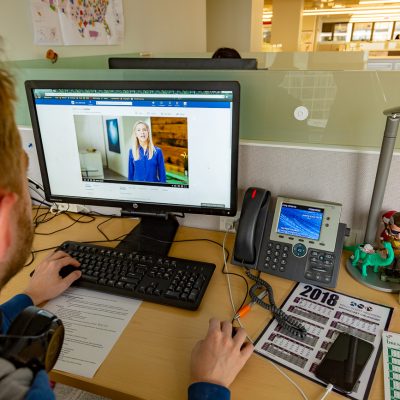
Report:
190,318,254,388
23,251,81,305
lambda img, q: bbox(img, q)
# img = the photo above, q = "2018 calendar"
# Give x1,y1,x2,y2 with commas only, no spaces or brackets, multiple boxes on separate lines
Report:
254,283,393,400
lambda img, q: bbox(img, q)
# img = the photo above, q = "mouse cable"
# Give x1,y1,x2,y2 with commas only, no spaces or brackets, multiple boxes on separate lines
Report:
222,233,309,400
244,267,307,340
319,384,333,400
221,230,244,321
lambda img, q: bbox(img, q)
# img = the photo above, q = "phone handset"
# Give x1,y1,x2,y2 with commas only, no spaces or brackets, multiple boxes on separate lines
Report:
233,187,307,339
233,188,271,265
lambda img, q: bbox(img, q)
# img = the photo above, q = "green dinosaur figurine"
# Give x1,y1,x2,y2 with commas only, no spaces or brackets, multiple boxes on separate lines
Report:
351,241,395,277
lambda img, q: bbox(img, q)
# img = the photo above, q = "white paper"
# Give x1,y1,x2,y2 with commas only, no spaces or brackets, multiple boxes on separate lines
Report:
30,0,124,46
382,331,400,400
45,287,141,378
254,283,393,400
30,0,63,45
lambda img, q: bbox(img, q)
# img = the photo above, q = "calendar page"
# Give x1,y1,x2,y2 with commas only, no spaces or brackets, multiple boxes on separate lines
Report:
382,331,400,400
254,283,393,400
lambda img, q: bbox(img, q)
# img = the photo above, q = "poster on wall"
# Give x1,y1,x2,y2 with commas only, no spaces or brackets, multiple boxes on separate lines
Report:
106,118,121,154
30,0,124,45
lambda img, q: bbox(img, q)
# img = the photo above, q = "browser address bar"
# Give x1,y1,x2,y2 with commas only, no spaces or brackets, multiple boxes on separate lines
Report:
95,101,132,105
44,92,226,99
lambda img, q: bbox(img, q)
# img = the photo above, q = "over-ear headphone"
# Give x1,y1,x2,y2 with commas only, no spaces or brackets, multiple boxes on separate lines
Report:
0,306,64,372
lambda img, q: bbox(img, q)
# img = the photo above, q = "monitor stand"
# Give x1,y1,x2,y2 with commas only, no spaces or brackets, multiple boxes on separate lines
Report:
116,214,179,256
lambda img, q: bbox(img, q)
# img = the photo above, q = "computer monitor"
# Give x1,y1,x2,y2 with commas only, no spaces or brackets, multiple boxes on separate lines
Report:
108,57,258,70
25,80,240,255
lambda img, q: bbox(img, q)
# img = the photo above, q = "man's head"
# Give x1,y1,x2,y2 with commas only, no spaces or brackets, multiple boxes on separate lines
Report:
0,66,33,288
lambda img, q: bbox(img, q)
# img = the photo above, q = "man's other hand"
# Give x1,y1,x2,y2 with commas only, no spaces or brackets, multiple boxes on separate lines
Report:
190,318,254,388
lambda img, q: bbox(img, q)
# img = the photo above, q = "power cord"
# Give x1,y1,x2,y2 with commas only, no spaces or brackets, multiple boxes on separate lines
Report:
319,384,333,400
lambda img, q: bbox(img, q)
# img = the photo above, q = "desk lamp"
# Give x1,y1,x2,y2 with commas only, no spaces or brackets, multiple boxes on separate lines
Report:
346,107,400,292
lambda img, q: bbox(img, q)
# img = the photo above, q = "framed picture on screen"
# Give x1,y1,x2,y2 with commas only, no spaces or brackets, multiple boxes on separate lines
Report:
106,118,121,153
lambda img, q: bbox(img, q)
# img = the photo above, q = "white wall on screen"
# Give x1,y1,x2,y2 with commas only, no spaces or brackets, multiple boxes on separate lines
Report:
74,115,106,165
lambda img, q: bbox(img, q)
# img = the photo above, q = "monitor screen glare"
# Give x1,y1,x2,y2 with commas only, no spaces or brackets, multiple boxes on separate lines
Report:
27,81,239,216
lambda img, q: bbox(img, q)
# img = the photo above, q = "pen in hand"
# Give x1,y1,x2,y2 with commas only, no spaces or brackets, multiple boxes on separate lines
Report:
234,290,268,320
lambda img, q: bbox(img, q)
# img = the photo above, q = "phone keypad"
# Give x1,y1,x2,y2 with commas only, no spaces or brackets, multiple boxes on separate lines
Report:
263,242,335,284
305,250,335,283
264,242,290,272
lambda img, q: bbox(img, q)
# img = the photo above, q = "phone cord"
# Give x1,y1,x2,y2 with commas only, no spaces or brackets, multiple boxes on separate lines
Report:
245,268,307,339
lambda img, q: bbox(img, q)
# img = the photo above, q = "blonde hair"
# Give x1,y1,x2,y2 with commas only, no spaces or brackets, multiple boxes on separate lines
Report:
131,120,156,161
0,67,23,195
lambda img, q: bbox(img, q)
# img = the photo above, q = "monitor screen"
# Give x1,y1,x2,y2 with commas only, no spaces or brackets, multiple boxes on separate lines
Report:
25,80,239,219
276,202,324,241
108,57,258,70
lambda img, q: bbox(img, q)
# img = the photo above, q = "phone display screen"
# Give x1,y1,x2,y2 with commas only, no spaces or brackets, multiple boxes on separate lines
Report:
315,332,374,393
277,203,324,240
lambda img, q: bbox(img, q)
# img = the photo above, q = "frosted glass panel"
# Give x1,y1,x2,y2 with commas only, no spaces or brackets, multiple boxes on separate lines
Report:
9,66,400,149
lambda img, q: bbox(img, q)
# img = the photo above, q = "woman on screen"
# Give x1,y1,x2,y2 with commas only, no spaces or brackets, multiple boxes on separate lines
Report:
128,120,166,183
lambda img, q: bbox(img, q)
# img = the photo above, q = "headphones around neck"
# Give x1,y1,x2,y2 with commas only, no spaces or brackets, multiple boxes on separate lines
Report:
0,306,64,372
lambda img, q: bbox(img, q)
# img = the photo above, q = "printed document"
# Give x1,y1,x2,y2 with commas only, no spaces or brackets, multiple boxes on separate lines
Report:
45,287,141,378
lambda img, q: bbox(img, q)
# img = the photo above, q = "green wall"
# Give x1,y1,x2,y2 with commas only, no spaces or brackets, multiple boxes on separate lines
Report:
10,60,400,149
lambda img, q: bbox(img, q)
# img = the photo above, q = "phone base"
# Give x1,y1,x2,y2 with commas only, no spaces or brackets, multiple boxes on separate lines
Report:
346,258,400,292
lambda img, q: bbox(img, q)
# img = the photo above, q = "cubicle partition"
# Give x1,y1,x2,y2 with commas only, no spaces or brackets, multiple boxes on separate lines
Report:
9,60,400,242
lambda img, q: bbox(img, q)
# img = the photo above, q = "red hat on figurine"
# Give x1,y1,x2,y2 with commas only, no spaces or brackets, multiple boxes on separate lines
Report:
382,210,397,225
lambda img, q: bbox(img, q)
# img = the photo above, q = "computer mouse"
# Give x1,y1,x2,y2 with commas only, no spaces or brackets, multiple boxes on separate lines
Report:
59,265,81,279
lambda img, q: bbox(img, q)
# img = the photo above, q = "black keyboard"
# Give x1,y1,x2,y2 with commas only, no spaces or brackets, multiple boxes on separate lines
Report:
59,241,215,310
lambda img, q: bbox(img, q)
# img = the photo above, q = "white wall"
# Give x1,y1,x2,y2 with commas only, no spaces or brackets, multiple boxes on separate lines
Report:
0,0,206,61
270,0,304,51
207,0,263,53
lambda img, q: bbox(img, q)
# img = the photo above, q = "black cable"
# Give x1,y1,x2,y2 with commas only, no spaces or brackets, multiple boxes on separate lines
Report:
24,251,35,267
95,217,113,241
30,197,52,208
34,208,57,227
64,213,95,224
35,214,92,235
25,212,249,312
28,178,44,191
29,187,47,202
244,267,307,339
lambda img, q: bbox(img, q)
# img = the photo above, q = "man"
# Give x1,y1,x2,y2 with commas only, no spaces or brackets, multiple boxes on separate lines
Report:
0,64,253,399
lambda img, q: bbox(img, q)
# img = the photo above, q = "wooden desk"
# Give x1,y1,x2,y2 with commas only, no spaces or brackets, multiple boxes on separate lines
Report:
1,211,399,400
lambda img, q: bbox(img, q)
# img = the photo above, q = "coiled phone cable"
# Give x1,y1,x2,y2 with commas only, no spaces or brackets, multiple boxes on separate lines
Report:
222,231,309,400
244,267,307,339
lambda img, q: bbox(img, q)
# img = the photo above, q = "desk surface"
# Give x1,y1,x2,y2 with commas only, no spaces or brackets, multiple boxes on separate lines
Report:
1,211,399,400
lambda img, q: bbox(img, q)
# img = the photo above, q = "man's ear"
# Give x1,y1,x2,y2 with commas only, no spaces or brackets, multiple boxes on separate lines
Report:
0,192,18,262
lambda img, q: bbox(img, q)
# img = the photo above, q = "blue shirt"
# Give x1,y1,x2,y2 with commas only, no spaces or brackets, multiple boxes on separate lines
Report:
188,382,230,399
1,295,230,399
128,146,167,183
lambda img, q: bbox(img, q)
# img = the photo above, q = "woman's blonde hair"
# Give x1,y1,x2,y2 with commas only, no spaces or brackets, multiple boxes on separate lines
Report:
131,120,156,161
0,66,23,196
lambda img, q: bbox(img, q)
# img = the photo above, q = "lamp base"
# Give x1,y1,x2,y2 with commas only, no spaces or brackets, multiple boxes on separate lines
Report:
346,258,400,293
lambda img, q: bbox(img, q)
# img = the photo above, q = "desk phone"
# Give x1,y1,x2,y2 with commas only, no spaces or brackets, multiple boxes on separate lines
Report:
232,188,346,288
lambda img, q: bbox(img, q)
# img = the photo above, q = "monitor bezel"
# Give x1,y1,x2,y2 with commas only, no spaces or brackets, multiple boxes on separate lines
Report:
108,57,258,70
25,80,240,217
